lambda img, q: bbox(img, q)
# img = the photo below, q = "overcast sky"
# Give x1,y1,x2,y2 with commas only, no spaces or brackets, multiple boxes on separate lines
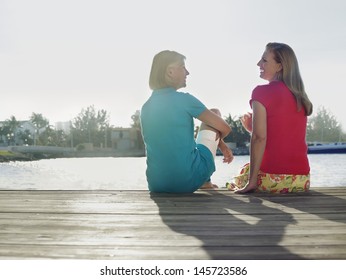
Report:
1,0,346,131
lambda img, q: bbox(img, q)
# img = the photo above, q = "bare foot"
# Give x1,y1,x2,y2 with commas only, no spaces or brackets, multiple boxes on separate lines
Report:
200,181,218,190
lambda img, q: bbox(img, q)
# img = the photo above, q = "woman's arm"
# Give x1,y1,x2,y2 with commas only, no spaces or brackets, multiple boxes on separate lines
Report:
218,139,234,163
197,109,231,139
197,108,233,163
236,101,266,193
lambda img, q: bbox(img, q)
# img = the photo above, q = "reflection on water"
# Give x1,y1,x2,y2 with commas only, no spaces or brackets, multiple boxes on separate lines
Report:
0,154,345,190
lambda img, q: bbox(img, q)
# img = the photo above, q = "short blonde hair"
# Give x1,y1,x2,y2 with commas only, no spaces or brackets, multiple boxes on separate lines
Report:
149,50,186,90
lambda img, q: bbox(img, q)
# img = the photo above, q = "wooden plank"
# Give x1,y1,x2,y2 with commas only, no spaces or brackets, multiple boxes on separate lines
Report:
1,244,346,260
0,187,345,259
1,233,345,247
0,192,345,215
1,215,345,227
1,212,345,222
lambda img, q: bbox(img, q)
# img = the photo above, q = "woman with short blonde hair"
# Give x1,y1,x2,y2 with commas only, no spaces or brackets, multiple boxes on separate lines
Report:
149,50,186,90
141,50,233,193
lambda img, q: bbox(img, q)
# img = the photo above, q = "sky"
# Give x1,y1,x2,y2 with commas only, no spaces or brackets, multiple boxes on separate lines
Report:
1,0,346,131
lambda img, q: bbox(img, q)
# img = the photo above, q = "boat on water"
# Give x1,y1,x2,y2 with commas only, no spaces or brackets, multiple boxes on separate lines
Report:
217,142,346,155
307,142,346,154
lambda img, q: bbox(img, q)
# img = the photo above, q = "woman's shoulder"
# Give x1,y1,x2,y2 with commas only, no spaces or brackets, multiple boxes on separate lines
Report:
176,90,203,102
253,81,289,98
252,83,270,98
254,81,284,91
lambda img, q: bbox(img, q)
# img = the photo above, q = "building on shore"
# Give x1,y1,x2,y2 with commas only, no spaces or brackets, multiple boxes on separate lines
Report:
111,127,144,151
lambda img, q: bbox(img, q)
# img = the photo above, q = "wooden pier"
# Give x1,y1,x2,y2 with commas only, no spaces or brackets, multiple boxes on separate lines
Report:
0,188,345,259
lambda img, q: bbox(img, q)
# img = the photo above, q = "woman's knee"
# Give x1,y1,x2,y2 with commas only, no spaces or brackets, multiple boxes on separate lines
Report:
199,108,222,135
210,108,221,116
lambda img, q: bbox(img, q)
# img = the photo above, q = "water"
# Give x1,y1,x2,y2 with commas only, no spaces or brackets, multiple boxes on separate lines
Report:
0,154,345,190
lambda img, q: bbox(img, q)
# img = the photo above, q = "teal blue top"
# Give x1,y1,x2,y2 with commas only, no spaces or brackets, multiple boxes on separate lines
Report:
140,87,215,193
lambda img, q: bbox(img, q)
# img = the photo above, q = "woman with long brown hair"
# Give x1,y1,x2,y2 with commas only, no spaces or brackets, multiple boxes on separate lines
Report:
232,42,313,194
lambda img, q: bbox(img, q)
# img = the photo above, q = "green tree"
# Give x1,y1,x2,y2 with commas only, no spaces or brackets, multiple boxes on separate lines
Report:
30,113,49,129
0,126,7,144
3,116,20,145
307,106,343,142
130,110,144,149
17,129,34,146
224,114,250,147
72,105,110,147
131,110,141,129
30,113,50,145
38,126,67,146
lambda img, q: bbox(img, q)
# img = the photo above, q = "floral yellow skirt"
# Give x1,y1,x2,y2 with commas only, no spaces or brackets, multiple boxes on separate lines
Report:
226,163,310,193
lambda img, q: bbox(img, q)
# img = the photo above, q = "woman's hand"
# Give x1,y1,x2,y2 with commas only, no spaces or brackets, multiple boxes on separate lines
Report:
241,112,253,133
234,183,257,194
218,140,234,164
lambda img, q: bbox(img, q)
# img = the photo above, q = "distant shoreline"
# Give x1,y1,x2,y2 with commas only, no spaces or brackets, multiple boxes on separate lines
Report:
0,150,32,162
0,147,145,162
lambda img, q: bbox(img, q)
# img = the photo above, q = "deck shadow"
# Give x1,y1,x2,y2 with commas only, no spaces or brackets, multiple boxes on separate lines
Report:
254,189,346,224
150,191,303,260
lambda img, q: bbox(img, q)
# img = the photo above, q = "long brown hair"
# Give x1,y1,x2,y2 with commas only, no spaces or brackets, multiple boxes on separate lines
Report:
267,42,313,116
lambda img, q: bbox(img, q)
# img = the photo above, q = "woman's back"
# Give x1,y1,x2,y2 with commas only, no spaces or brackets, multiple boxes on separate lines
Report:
251,81,309,174
141,87,214,192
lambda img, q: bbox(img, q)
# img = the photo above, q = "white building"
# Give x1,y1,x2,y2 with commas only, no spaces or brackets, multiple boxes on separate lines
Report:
55,121,71,134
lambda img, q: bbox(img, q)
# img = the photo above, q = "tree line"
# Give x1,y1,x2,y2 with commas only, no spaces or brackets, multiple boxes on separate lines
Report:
224,106,345,146
0,105,344,148
0,106,115,148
